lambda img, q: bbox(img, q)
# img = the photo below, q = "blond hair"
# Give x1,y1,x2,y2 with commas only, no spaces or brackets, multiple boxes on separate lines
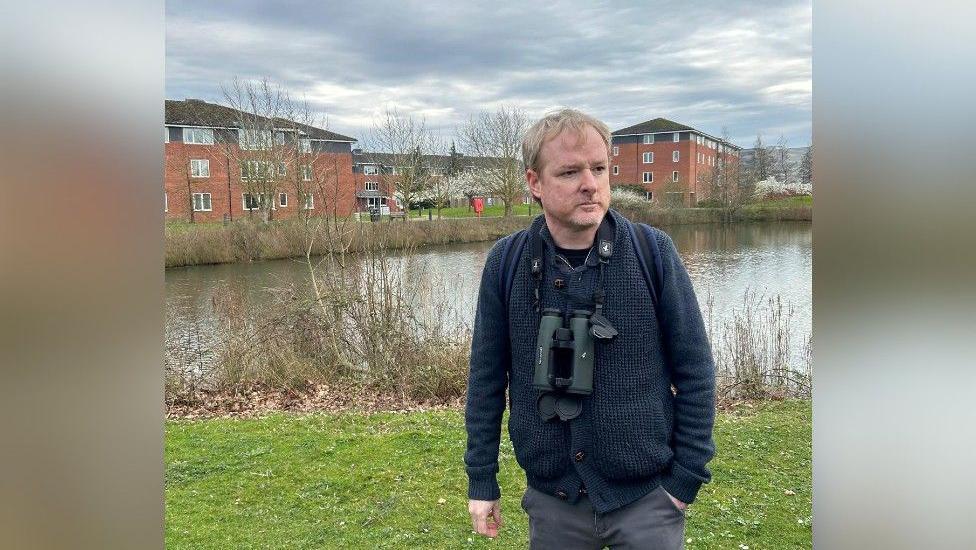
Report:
521,108,612,173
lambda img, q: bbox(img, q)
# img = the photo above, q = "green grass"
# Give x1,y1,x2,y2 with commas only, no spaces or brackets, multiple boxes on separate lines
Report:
745,195,813,209
430,203,537,218
166,400,810,549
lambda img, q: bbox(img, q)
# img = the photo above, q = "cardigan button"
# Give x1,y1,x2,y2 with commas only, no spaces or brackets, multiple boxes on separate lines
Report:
575,451,585,462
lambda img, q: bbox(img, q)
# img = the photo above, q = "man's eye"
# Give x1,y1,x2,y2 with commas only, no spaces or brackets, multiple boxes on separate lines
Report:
593,166,606,173
560,170,576,177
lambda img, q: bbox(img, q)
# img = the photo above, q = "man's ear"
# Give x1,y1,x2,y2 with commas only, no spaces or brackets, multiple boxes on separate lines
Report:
526,169,542,202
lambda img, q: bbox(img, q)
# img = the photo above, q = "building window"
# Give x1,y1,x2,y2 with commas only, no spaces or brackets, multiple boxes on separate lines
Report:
645,191,653,201
612,165,619,175
279,193,288,207
643,171,653,183
642,134,654,144
363,165,378,175
183,127,214,145
164,127,170,143
277,162,287,177
301,165,312,181
672,151,679,162
612,146,619,156
300,138,311,153
192,192,212,212
190,159,210,178
239,129,273,150
643,152,654,164
164,192,168,212
672,171,679,182
243,193,271,211
241,160,271,180
673,132,679,142
303,193,314,210
365,181,378,191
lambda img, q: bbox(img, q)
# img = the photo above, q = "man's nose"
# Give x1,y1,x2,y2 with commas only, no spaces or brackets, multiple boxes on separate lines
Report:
579,168,597,193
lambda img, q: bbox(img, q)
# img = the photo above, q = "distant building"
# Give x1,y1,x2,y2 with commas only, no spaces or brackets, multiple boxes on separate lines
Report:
610,117,741,206
164,99,358,222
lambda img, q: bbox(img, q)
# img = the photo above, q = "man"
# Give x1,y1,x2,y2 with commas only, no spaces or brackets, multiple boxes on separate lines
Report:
464,109,716,548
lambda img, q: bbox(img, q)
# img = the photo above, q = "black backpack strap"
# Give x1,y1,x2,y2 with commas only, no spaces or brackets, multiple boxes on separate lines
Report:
628,220,664,313
498,229,529,311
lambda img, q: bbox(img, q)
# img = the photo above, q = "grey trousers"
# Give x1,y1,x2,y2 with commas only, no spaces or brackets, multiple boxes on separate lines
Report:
521,485,686,549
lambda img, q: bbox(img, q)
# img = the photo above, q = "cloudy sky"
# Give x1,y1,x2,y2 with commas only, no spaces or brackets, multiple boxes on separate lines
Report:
166,0,810,148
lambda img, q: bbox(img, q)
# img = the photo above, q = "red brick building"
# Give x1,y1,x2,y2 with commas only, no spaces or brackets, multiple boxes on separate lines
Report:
609,118,741,206
164,99,358,222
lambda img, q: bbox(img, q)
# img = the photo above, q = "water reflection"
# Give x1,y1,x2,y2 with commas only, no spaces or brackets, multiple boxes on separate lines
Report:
166,222,811,373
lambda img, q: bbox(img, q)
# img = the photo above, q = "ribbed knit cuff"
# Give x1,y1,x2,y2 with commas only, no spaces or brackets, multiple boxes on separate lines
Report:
660,461,707,504
467,474,501,501
467,463,501,501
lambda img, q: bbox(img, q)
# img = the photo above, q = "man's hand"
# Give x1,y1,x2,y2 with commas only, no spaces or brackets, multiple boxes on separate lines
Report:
468,499,504,538
664,489,688,511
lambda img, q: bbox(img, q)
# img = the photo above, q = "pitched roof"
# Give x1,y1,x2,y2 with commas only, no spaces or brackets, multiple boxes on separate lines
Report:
352,151,505,169
164,99,356,142
611,117,695,135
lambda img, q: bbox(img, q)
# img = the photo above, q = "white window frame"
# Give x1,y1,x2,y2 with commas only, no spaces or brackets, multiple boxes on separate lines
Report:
672,171,679,182
303,193,314,210
642,134,654,144
183,127,214,145
363,165,379,175
672,151,679,162
643,171,653,183
299,138,311,153
277,162,287,177
189,159,210,178
612,165,619,175
241,160,272,181
673,132,679,142
192,192,212,212
365,181,378,191
642,152,653,164
612,146,619,156
243,193,271,211
279,193,288,207
164,127,170,143
164,192,168,212
239,129,273,151
301,165,312,181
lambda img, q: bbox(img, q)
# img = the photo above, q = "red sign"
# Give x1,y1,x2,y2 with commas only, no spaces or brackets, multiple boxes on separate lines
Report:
472,197,484,215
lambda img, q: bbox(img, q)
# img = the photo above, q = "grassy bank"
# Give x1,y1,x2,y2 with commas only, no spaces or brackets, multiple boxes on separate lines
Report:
165,199,810,268
166,399,811,549
165,216,531,268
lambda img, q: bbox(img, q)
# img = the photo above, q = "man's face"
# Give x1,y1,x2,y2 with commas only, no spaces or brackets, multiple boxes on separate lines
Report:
527,125,610,233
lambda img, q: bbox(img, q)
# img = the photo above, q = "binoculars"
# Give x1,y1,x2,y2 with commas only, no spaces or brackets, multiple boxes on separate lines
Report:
533,308,595,396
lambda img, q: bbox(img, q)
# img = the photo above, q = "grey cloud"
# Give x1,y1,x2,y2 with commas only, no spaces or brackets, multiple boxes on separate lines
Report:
166,0,810,147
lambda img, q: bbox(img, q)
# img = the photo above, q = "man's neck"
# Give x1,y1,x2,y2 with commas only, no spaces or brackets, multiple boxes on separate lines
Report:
544,213,604,250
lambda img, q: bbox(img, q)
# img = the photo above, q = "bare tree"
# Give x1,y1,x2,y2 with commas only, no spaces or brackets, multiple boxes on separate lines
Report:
458,106,528,216
750,133,774,184
365,108,437,218
220,78,294,222
798,143,813,186
775,135,796,184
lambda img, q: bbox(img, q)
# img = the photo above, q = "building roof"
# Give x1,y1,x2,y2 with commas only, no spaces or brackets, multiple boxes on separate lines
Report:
612,117,695,136
164,99,356,142
352,151,505,169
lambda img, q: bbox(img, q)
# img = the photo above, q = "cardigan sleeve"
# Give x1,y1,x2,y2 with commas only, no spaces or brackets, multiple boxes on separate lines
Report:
463,238,512,500
653,230,717,504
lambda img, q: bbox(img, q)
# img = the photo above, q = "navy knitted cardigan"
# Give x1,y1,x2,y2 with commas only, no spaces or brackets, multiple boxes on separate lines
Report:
464,209,716,514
